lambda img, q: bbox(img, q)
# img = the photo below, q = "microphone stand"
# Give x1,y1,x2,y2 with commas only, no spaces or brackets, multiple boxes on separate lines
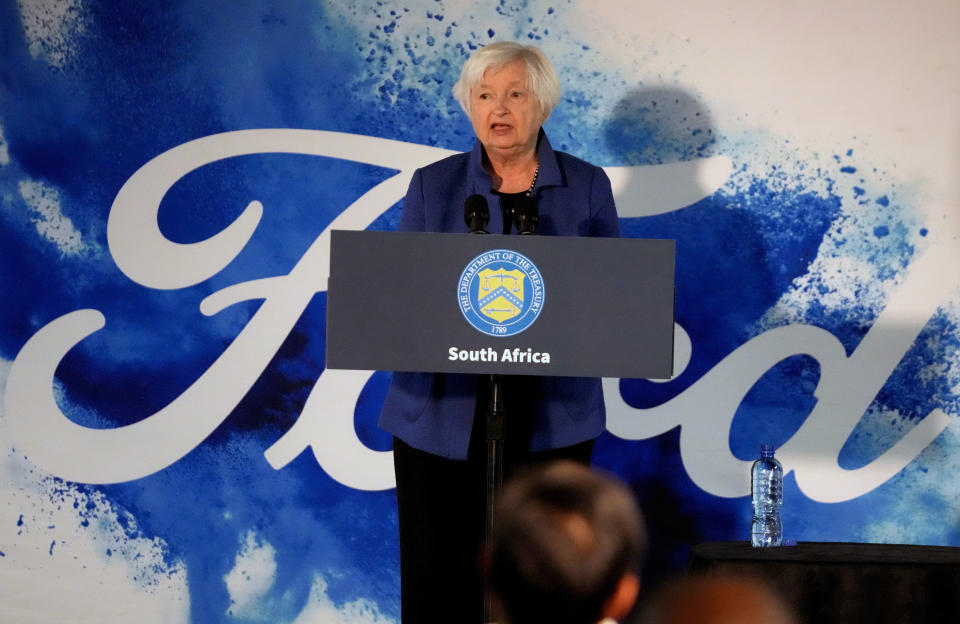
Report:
487,198,537,531
469,194,537,624
485,200,538,623
465,216,505,537
484,373,504,540
464,197,504,539
466,196,508,624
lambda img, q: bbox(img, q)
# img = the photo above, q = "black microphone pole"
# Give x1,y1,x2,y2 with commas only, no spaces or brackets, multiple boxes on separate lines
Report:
463,195,502,522
464,194,504,624
464,195,504,533
486,195,538,534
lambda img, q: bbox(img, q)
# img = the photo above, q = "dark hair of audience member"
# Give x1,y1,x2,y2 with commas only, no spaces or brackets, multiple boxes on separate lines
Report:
485,460,646,624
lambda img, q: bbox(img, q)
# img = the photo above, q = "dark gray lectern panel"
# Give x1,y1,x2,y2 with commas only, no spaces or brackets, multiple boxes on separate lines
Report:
326,230,674,378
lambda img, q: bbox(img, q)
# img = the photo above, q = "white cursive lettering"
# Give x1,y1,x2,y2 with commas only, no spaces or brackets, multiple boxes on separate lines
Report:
11,128,950,505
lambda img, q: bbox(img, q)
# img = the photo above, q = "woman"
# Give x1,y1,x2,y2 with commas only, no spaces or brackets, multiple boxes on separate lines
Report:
378,41,620,623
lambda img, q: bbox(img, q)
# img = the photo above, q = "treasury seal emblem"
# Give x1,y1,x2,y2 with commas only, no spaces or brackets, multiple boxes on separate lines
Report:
457,249,545,337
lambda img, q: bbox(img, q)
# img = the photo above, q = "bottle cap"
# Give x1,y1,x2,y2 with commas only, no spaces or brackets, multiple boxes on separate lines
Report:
760,444,775,458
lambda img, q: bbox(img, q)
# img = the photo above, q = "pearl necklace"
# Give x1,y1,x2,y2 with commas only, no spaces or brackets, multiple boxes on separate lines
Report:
526,161,540,197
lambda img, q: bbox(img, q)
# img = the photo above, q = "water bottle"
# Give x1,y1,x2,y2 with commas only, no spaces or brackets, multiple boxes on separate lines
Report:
751,444,783,547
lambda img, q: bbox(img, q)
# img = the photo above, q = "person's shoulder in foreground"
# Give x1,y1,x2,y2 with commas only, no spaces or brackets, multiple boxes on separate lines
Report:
634,572,798,624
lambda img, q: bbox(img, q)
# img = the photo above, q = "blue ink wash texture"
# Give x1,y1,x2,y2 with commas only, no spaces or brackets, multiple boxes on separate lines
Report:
1,0,958,621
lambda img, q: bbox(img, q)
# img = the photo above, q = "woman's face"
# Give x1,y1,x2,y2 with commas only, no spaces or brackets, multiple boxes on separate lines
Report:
468,60,545,160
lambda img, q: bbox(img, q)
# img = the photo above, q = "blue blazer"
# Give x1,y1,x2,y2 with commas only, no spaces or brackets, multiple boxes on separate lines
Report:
378,131,620,459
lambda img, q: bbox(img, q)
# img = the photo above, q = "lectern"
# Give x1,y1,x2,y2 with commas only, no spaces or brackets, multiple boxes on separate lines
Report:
326,229,675,623
327,230,675,378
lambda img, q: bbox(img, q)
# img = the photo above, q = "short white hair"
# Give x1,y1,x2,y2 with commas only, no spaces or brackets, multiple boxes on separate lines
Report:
452,41,562,119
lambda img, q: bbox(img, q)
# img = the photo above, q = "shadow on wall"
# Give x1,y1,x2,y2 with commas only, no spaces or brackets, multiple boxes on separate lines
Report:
598,84,783,592
603,83,960,587
604,85,718,167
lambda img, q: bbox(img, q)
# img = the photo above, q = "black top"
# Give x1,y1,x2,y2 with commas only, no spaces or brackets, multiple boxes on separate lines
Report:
493,190,528,235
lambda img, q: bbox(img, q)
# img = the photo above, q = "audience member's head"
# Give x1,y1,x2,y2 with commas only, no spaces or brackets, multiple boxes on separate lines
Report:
637,573,797,624
485,460,646,624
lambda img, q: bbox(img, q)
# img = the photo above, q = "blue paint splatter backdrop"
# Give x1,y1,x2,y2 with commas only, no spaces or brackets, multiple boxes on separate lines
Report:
2,1,959,622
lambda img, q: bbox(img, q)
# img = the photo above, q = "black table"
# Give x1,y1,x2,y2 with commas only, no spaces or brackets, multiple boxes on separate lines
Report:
688,542,960,624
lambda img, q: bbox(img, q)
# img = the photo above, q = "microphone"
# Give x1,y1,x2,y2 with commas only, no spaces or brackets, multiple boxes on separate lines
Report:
464,194,489,234
514,195,539,235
